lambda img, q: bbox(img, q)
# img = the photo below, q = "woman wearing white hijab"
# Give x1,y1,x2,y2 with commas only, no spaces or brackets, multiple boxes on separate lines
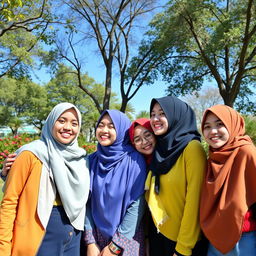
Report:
0,103,90,256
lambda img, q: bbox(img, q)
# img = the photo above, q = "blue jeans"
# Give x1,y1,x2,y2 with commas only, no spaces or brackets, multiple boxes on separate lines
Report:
37,206,82,256
207,231,256,256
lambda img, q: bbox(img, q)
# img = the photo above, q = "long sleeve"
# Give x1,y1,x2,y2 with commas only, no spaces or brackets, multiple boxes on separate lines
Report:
112,195,145,247
0,152,35,255
84,199,97,245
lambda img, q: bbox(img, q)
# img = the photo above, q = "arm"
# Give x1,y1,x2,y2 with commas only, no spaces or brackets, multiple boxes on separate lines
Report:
115,195,145,240
0,152,32,255
175,141,206,255
100,195,145,256
84,200,100,256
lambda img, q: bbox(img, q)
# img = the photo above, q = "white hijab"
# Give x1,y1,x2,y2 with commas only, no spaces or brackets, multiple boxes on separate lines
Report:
16,102,89,230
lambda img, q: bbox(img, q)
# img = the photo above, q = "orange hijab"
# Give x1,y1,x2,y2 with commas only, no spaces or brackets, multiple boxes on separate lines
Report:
200,105,256,253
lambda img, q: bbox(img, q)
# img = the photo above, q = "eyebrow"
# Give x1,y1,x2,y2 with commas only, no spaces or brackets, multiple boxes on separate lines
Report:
204,118,221,125
58,117,78,122
133,135,140,140
134,130,150,139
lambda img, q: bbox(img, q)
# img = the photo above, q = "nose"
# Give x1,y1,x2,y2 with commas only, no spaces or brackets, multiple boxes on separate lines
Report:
101,126,108,132
209,127,218,134
151,115,160,121
63,122,72,130
141,137,148,144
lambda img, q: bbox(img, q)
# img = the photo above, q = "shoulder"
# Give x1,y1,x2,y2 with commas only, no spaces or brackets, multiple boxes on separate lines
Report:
130,150,146,164
15,151,42,167
185,140,206,154
183,140,207,163
237,144,256,159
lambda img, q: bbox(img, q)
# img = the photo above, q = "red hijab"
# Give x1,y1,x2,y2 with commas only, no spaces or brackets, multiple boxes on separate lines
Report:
129,118,153,165
200,105,256,253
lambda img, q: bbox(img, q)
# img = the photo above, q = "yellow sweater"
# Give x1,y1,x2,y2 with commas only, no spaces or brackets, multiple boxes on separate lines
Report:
145,140,206,256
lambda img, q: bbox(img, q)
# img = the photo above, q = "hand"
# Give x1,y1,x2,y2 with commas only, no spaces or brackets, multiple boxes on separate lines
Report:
86,243,100,256
1,153,17,176
172,253,178,256
100,245,116,256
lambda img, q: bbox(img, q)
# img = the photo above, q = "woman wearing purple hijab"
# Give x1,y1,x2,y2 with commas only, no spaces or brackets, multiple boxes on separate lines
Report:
83,109,147,256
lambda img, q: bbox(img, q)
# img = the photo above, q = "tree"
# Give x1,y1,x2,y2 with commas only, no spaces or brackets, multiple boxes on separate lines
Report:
182,86,223,124
135,110,150,119
136,0,256,111
0,77,47,135
52,0,159,112
0,0,53,78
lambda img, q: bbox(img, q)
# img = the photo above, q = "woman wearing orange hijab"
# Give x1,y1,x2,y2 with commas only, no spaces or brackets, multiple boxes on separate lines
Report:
200,104,256,255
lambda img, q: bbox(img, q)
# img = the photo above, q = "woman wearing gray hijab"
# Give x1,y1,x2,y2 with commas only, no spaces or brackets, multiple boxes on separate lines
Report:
0,103,90,256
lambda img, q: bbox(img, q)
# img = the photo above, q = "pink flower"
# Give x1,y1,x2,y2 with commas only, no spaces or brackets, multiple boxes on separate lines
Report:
0,152,7,158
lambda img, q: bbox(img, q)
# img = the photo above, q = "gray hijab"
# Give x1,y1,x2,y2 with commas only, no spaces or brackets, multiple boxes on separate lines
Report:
16,102,89,230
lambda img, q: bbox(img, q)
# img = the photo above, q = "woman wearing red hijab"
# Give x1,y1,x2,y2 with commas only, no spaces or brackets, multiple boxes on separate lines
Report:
200,105,256,255
129,118,156,166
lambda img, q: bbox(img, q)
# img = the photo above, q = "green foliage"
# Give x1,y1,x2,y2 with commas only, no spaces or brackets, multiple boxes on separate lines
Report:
0,134,38,168
0,0,23,22
0,0,53,78
0,77,47,134
136,0,256,111
244,115,256,144
135,110,150,120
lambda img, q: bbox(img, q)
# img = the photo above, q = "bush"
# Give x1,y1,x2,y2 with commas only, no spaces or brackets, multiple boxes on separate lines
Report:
244,115,256,144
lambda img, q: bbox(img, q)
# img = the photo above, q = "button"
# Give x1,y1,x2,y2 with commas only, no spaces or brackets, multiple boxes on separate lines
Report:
69,231,73,236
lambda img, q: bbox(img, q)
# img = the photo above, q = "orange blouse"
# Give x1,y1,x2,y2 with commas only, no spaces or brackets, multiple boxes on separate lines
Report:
0,151,45,256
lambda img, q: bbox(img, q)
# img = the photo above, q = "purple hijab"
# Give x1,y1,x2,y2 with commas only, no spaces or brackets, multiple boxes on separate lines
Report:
89,109,146,239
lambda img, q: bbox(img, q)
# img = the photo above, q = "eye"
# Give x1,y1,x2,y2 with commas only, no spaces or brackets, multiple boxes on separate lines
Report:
98,123,104,128
203,125,210,130
108,124,115,129
72,122,78,127
144,132,152,138
216,121,224,127
58,119,65,124
134,138,140,144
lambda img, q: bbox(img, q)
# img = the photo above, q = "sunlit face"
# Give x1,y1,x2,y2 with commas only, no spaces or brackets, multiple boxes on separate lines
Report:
150,103,168,136
96,114,117,146
203,112,230,149
133,125,156,155
52,108,79,144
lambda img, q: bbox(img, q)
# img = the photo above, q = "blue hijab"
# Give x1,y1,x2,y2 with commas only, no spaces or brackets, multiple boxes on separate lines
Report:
16,102,90,230
89,109,146,238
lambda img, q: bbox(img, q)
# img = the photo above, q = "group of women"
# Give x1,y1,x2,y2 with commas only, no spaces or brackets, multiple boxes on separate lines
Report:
0,95,256,256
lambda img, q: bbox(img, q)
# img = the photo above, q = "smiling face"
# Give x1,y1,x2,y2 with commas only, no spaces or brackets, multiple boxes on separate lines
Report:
150,102,168,136
96,114,117,146
203,112,230,149
52,108,79,144
133,125,156,155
